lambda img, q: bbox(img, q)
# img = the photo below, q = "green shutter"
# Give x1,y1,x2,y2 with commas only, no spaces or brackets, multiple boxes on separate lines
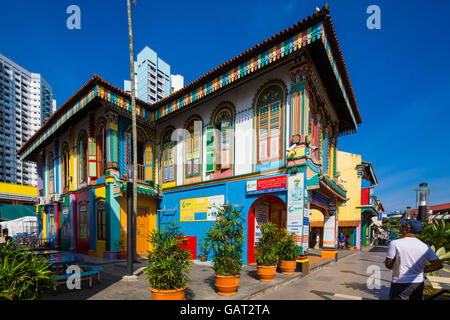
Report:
88,136,97,178
206,125,215,173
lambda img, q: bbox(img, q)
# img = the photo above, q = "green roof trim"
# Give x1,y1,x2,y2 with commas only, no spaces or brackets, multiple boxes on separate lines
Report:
0,204,37,221
321,174,346,197
119,183,160,198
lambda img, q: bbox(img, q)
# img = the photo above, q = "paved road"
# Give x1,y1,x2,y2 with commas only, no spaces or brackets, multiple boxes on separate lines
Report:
255,247,392,300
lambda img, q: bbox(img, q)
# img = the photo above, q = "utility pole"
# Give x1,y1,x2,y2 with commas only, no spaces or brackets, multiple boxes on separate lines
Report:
123,0,138,281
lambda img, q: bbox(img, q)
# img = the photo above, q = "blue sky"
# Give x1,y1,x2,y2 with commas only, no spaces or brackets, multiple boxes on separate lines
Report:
1,0,449,212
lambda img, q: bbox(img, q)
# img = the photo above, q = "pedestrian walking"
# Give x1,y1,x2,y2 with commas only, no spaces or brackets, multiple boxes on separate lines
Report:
385,219,443,300
345,234,350,249
338,232,345,250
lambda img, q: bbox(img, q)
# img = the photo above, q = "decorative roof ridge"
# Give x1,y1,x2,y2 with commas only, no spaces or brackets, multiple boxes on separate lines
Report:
17,74,152,157
151,6,330,110
321,14,362,124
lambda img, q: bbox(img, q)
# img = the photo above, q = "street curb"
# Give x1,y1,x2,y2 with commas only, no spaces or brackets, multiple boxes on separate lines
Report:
244,248,367,300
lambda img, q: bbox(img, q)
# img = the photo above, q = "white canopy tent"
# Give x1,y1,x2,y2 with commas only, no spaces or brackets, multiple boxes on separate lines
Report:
0,216,38,237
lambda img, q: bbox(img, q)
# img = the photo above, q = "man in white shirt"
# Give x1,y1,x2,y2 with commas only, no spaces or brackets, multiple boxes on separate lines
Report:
385,219,442,300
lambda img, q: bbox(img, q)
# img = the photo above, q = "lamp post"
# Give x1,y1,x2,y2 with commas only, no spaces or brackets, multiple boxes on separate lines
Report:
126,163,134,276
410,183,435,222
124,0,138,281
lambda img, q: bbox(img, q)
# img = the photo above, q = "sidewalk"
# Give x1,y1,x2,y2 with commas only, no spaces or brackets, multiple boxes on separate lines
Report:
41,246,372,300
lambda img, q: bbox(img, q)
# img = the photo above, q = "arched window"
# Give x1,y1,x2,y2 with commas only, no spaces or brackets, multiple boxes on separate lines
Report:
161,129,176,183
47,152,55,194
62,143,70,190
206,105,234,172
185,117,202,178
256,85,284,163
78,131,88,184
96,120,107,177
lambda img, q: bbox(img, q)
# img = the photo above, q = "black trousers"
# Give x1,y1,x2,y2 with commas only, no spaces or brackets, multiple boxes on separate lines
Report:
389,282,424,300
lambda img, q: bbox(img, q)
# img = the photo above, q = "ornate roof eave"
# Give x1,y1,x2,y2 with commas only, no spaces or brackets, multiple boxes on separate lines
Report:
318,174,346,201
18,74,155,162
153,6,360,129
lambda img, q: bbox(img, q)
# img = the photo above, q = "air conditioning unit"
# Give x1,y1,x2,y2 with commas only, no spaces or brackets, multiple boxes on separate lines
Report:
38,197,46,206
52,194,61,203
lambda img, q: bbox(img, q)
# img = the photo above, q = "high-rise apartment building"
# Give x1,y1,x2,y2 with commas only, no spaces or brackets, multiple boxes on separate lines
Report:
170,74,184,93
124,46,183,103
0,53,54,186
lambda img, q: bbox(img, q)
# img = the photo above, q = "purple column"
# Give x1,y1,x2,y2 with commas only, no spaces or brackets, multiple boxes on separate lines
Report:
37,157,43,195
69,193,77,253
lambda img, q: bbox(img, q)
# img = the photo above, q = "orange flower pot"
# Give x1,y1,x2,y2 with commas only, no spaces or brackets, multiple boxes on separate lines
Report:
150,286,186,300
279,261,297,275
215,274,240,296
257,265,277,282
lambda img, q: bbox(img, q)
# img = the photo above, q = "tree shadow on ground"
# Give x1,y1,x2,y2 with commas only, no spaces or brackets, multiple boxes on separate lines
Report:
39,268,126,300
369,247,387,253
341,281,390,300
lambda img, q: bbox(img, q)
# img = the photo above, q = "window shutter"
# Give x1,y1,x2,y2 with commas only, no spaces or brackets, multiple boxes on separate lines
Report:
221,120,232,169
205,125,215,172
144,142,153,182
88,136,97,178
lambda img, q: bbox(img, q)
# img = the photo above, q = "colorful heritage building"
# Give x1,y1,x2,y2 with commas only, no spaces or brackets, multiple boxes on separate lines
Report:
335,151,384,250
18,7,363,263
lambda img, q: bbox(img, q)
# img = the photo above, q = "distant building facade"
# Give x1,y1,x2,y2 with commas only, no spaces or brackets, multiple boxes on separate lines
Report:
124,47,183,104
0,53,55,186
335,151,383,249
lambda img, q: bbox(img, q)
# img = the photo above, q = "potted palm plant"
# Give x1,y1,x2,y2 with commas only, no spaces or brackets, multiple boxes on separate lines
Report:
255,222,279,282
199,238,210,262
145,222,192,300
277,229,299,275
204,205,244,296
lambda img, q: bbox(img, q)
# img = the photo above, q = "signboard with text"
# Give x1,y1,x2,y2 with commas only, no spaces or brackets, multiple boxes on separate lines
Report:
287,172,309,254
246,175,287,195
180,195,225,222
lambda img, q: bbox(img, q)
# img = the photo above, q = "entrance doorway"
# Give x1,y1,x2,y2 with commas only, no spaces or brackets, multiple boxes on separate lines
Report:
136,207,150,256
247,195,286,264
76,204,89,254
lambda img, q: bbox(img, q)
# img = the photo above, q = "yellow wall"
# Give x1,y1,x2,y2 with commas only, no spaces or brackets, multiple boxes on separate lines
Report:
0,182,37,196
310,208,324,222
336,151,362,222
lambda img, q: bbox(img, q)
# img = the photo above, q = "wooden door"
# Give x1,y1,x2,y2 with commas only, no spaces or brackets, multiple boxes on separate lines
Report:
270,202,286,229
136,207,150,255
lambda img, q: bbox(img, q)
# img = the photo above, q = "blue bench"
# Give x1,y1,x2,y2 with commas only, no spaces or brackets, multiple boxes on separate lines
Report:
51,265,104,294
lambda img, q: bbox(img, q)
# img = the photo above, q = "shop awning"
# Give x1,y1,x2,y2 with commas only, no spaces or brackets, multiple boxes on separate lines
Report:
120,183,161,198
0,204,37,221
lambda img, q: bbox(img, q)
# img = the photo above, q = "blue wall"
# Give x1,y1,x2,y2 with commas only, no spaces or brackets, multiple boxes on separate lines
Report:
160,173,288,265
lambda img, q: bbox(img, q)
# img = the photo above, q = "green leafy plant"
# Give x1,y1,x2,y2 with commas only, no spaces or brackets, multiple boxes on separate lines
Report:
255,222,279,266
418,220,450,251
0,240,53,300
199,238,210,257
277,229,299,262
204,205,244,276
145,222,192,291
425,245,450,277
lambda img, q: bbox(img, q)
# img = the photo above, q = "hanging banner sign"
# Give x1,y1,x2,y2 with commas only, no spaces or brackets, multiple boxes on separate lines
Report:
323,212,338,249
302,208,311,254
180,195,225,222
287,172,307,252
246,175,287,195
